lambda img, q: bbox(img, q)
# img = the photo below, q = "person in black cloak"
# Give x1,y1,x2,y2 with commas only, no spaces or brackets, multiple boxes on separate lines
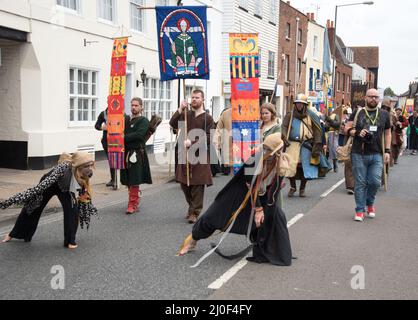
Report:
0,152,98,249
177,133,293,267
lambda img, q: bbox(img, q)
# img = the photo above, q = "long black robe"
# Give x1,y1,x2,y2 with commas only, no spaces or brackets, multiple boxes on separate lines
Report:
192,162,292,266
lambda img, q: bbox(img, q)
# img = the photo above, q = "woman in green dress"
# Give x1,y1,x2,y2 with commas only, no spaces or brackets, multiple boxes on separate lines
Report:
261,102,281,141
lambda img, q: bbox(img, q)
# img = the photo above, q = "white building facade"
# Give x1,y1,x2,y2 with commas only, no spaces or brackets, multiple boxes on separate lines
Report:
221,0,279,111
0,0,224,169
304,19,324,109
350,63,367,83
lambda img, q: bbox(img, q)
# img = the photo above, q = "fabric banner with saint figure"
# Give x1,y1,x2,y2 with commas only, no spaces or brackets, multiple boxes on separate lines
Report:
156,6,210,81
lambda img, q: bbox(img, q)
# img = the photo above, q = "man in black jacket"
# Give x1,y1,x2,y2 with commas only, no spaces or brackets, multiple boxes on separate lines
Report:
95,108,116,187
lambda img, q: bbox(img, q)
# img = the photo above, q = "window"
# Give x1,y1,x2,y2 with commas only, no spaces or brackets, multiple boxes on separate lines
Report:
343,73,346,93
313,35,318,59
239,0,249,10
297,58,302,79
347,75,351,93
254,1,263,17
284,55,290,82
298,28,302,44
336,72,340,91
316,69,321,91
309,68,314,91
57,0,80,12
98,0,115,22
69,67,98,123
143,78,173,120
285,23,291,39
269,0,277,24
131,0,145,32
268,51,275,78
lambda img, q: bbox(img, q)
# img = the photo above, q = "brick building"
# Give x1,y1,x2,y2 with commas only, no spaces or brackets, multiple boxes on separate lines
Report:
349,46,379,89
278,1,308,113
327,21,352,107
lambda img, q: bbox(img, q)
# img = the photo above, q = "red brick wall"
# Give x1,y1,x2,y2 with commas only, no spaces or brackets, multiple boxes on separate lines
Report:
278,1,308,112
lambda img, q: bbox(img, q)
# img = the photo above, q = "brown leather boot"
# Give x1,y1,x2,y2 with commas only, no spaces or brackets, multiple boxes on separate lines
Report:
188,213,198,224
299,189,306,198
288,187,297,198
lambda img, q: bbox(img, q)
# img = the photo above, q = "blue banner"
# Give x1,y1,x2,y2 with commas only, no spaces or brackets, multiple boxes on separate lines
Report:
156,6,210,81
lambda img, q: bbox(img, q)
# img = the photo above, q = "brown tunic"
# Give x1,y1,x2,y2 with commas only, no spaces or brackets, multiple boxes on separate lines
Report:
169,109,214,186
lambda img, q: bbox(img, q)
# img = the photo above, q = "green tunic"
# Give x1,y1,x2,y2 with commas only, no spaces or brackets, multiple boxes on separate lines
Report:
172,33,198,68
120,116,153,186
262,123,281,141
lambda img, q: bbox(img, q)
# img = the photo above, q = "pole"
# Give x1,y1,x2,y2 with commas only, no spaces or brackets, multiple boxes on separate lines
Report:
182,79,190,186
295,17,300,96
331,6,338,103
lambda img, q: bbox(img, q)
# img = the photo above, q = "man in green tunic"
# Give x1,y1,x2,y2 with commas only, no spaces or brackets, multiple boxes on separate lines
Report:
121,98,153,214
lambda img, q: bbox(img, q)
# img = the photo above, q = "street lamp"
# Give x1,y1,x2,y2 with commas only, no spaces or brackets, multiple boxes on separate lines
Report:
136,68,147,87
331,2,374,101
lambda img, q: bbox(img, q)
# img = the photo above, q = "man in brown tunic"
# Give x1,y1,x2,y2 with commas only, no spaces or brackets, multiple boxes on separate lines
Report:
170,90,214,224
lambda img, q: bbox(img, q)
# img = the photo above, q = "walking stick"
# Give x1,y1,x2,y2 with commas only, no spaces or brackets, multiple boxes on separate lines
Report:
182,79,190,186
382,132,388,192
168,129,174,177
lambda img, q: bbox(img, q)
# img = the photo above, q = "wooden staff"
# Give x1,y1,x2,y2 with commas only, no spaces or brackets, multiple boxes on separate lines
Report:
382,132,388,192
182,79,190,186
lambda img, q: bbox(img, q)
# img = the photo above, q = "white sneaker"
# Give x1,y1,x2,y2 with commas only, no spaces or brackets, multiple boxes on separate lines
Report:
354,212,365,222
367,206,376,219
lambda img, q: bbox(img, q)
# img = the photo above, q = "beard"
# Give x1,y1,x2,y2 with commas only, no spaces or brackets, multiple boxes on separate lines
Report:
366,101,378,110
191,103,202,110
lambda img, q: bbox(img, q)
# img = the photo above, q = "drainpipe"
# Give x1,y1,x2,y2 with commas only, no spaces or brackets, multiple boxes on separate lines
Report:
295,17,300,95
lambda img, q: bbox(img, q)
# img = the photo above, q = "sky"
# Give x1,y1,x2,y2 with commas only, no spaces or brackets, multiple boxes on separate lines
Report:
289,0,418,95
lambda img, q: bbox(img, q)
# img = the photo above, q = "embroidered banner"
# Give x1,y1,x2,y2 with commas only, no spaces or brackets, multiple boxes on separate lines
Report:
156,6,210,81
230,34,261,173
107,37,128,170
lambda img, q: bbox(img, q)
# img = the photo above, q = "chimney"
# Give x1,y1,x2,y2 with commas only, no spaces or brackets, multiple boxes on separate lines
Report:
287,1,290,5
327,19,331,28
311,13,315,21
331,21,334,28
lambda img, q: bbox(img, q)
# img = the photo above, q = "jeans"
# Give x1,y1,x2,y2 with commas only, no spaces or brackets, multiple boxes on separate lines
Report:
351,153,383,213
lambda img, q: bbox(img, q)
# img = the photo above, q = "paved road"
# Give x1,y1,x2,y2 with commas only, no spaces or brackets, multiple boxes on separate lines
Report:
0,160,345,300
210,154,418,300
1,155,416,300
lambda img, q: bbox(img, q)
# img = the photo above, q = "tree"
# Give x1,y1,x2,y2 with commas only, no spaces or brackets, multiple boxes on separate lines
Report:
384,87,396,97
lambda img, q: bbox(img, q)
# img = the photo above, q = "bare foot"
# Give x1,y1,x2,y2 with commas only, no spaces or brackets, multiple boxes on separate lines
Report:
2,235,12,243
67,244,78,249
177,240,197,256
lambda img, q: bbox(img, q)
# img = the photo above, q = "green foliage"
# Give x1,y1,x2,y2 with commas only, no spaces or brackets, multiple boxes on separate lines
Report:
384,87,396,97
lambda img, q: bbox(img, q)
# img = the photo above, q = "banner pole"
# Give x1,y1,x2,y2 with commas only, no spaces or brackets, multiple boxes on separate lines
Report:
182,79,190,187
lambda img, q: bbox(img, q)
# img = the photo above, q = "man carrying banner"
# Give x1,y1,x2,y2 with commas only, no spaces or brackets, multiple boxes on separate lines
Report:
121,98,153,215
169,90,214,224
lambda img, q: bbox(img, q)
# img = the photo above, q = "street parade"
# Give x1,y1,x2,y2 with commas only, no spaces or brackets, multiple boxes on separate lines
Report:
0,0,417,306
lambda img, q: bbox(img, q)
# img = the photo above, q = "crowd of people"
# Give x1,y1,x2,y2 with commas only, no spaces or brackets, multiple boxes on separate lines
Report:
1,89,416,267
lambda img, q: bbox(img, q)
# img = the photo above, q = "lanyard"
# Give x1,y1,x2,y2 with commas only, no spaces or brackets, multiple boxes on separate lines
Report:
364,108,379,126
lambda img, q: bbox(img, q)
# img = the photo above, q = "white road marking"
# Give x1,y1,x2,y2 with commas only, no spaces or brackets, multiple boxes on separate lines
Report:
320,178,345,198
207,213,305,290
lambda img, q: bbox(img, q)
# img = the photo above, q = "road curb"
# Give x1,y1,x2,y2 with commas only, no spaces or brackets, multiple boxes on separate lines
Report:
0,176,176,228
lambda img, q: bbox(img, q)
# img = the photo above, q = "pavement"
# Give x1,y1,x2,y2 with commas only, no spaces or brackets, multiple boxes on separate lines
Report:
0,152,175,226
